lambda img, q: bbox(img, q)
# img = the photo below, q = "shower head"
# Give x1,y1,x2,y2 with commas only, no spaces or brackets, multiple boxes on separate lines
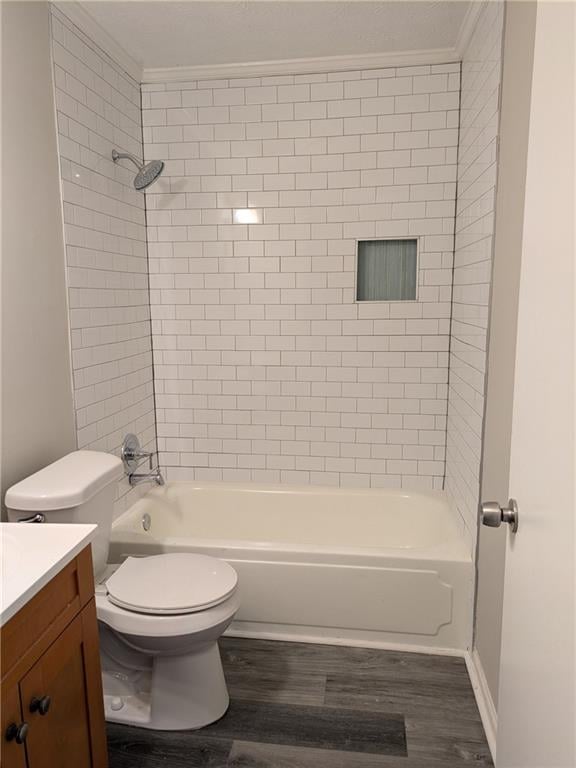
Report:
112,149,164,191
133,159,165,191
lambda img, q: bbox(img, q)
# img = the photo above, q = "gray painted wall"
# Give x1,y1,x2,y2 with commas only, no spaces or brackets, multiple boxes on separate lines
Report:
1,1,76,506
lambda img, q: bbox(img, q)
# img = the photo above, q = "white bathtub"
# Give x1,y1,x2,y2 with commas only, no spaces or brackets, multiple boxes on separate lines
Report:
109,483,473,652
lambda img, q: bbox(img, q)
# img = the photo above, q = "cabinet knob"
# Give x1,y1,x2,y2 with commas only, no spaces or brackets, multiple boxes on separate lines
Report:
30,695,51,716
5,722,29,744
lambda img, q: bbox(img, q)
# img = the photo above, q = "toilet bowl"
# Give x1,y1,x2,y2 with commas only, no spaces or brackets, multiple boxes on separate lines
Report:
5,450,240,731
96,553,239,730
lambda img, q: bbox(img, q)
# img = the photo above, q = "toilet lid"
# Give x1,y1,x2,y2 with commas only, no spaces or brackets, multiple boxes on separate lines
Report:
105,553,238,615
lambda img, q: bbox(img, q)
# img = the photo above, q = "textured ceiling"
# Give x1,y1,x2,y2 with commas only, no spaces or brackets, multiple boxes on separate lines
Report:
81,1,469,70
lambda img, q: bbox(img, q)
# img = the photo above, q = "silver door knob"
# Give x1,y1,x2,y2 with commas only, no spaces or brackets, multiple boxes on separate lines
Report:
480,499,519,533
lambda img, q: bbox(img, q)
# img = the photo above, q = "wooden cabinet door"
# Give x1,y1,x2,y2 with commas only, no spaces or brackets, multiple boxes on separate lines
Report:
19,602,107,768
1,683,28,768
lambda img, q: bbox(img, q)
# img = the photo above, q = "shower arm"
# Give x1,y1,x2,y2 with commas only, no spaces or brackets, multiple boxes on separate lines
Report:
112,149,143,170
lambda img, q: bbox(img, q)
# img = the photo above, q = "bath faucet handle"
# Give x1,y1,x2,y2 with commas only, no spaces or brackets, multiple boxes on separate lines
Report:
122,433,154,472
134,449,153,467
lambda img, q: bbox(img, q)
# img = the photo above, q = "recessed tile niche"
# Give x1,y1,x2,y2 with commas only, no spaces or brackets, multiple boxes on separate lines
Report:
356,239,418,302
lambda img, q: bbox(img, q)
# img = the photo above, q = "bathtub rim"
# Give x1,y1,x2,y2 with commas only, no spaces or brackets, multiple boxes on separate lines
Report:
110,481,472,564
124,480,455,505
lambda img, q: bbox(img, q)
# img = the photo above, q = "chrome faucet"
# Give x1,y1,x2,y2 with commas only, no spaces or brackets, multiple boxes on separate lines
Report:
121,433,165,487
129,468,165,487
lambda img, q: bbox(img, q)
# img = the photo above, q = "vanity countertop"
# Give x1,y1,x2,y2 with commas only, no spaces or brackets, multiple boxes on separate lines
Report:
0,522,97,626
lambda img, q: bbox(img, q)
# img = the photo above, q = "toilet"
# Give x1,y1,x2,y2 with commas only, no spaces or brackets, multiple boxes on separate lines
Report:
5,450,240,731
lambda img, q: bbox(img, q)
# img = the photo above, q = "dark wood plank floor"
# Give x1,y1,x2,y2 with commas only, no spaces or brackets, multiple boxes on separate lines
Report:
107,637,493,768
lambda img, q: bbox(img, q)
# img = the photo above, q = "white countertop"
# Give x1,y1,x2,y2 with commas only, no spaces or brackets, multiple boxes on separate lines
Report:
0,523,97,626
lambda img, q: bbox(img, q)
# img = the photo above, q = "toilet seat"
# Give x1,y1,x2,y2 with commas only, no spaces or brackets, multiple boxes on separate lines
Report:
96,588,241,639
105,553,238,615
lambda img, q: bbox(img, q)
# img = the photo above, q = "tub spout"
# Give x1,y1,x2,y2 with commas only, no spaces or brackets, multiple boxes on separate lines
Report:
129,468,165,487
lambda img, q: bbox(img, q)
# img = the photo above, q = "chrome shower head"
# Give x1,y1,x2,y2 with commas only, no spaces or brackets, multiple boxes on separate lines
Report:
112,149,164,191
134,159,165,191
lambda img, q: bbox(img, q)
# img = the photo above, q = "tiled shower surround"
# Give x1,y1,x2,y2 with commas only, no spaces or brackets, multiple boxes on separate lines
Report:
50,7,156,514
50,3,504,541
142,66,460,490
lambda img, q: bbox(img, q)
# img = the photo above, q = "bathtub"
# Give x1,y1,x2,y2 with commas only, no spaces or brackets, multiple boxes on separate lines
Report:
109,483,474,653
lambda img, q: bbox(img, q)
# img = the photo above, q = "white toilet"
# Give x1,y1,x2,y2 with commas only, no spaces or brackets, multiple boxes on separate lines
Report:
5,450,240,731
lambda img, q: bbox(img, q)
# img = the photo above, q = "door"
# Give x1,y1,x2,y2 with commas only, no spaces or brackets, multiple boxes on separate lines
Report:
20,612,94,768
494,2,575,765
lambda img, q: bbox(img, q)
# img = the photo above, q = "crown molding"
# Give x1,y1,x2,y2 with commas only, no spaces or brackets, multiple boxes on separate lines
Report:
455,0,485,57
142,47,460,84
52,1,143,83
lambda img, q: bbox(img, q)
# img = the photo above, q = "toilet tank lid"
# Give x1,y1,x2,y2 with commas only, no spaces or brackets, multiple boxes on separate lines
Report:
5,451,124,511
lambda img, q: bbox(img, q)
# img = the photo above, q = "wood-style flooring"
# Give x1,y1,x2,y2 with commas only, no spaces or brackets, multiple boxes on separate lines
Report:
107,637,493,768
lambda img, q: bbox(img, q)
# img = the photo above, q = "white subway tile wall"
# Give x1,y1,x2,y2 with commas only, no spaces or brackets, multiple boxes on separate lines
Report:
445,2,504,541
142,64,460,488
50,7,157,515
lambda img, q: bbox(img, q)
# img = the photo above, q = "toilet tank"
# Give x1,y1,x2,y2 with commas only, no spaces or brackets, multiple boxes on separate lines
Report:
5,451,124,578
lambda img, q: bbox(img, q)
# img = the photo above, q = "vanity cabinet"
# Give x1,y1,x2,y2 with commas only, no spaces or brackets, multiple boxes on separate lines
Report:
1,547,107,768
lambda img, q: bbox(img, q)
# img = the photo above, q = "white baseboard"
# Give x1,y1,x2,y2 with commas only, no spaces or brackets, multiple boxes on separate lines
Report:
465,647,498,762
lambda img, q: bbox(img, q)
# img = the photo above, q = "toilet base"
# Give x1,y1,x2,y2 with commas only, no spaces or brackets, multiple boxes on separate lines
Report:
102,641,230,730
